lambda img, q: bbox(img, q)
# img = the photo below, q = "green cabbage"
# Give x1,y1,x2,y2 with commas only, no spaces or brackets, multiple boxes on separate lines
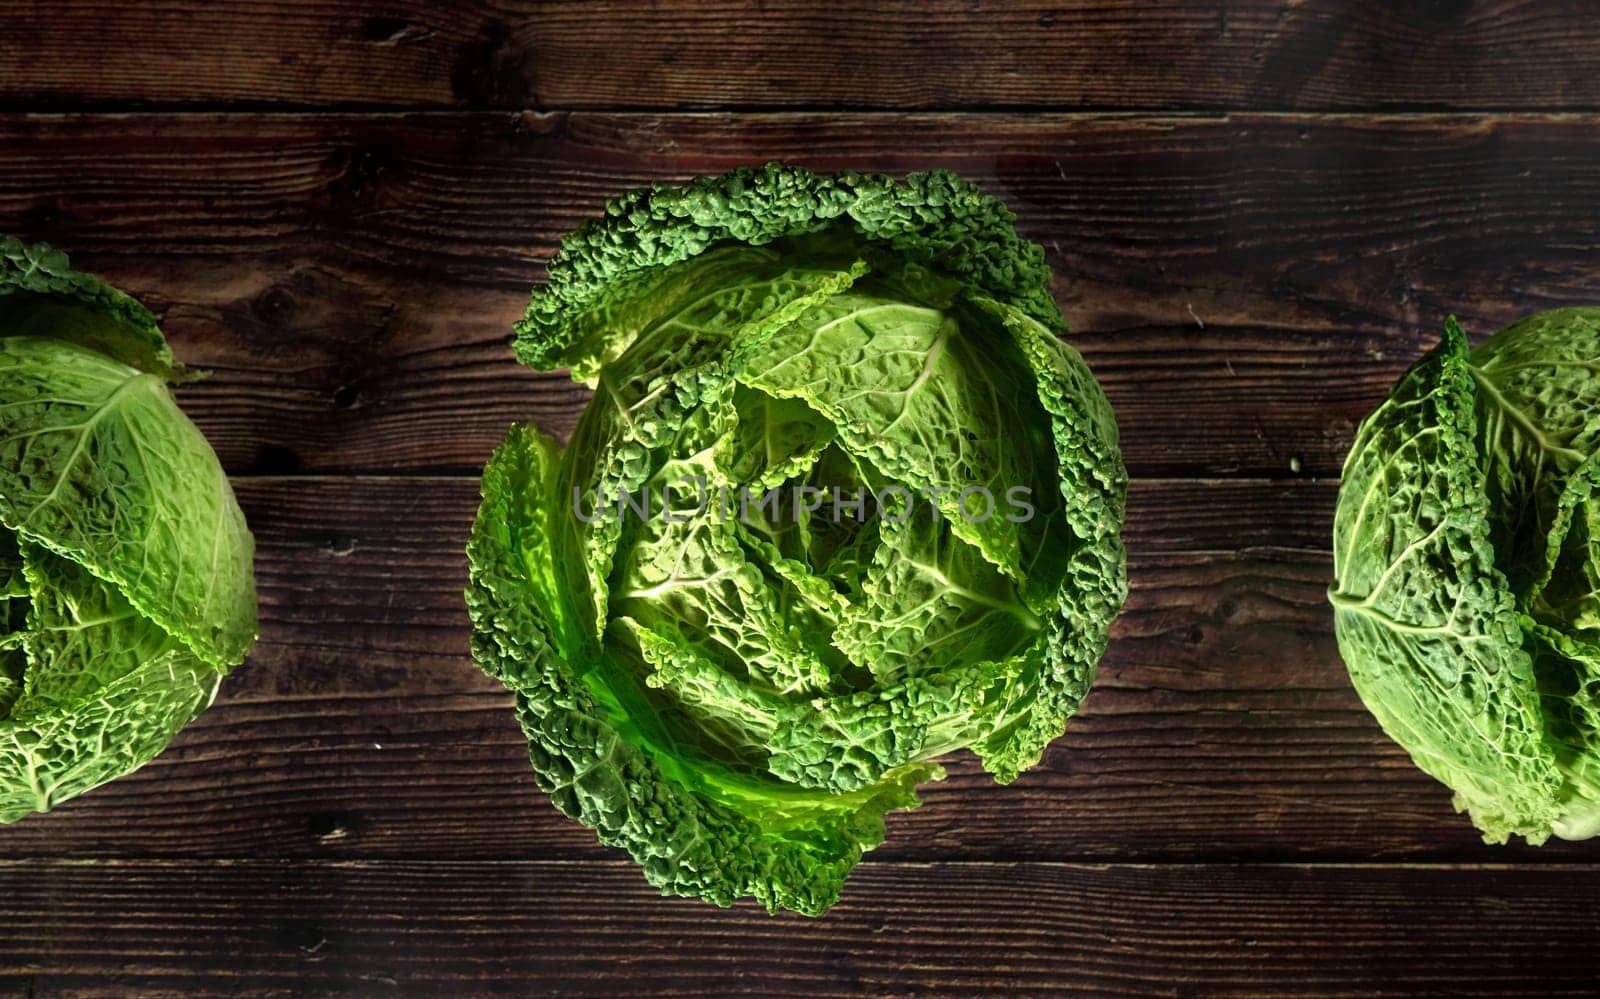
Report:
466,164,1127,914
1331,308,1600,844
0,237,257,821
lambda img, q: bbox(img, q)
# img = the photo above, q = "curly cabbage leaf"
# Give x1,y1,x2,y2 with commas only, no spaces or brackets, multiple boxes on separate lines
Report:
0,237,257,820
467,164,1127,914
1331,308,1600,844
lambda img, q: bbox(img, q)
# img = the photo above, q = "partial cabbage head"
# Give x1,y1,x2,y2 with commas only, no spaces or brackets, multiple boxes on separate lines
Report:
1332,308,1600,844
0,237,257,820
466,164,1127,914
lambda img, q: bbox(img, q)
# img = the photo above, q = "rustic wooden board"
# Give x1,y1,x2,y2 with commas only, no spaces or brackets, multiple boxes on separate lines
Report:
0,476,1590,866
4,112,1599,479
2,51,1599,987
0,859,1594,997
4,2,1600,111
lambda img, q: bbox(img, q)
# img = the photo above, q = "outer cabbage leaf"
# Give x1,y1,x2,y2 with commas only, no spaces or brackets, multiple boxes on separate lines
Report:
0,236,256,821
1332,309,1600,843
0,338,255,667
470,165,1126,913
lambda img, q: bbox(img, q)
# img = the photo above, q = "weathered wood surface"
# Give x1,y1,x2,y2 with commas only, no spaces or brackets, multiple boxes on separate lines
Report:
0,860,1595,997
4,2,1600,111
4,30,1600,987
0,476,1590,866
4,113,1599,479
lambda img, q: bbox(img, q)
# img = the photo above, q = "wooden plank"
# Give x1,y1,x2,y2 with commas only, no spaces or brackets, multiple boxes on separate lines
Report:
3,112,1597,479
4,2,1600,111
0,859,1594,996
0,476,1591,864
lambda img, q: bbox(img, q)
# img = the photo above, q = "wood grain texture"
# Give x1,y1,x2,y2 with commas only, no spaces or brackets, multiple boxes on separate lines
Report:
3,112,1598,479
0,476,1591,867
4,2,1600,111
2,45,1599,987
0,859,1595,997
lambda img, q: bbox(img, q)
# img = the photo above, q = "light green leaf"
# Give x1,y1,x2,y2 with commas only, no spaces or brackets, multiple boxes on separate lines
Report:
0,337,256,668
0,236,257,822
1331,318,1572,842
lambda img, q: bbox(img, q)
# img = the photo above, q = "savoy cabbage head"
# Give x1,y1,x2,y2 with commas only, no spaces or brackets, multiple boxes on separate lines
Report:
1332,308,1600,844
467,164,1127,914
0,237,257,820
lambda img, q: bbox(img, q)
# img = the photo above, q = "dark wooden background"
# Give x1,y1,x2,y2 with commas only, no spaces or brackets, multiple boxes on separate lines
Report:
3,2,1600,995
